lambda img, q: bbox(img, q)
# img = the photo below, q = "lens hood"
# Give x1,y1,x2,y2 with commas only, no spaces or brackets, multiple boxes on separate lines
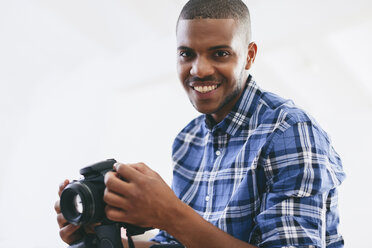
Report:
60,182,96,225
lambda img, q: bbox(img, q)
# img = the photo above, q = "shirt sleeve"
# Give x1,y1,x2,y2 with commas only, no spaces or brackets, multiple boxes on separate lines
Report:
150,230,182,245
250,121,345,248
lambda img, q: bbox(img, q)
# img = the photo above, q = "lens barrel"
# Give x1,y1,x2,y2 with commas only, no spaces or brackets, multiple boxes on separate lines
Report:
60,181,105,225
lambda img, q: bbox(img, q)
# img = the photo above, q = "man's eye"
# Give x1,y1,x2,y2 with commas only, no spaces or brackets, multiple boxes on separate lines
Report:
214,51,230,57
179,51,193,58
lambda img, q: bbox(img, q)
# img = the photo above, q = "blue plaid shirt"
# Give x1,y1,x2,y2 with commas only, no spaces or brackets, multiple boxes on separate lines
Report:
152,76,345,247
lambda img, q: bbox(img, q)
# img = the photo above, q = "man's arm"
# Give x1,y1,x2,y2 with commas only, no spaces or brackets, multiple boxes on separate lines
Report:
104,163,257,248
158,198,257,248
249,121,345,247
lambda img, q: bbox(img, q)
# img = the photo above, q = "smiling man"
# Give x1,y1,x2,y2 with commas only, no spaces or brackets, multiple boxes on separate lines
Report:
56,0,345,247
176,15,255,122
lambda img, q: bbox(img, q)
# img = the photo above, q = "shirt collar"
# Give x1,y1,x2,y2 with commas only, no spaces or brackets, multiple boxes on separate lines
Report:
204,75,262,136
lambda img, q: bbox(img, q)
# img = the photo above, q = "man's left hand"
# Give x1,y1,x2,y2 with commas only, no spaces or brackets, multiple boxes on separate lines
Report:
104,162,180,230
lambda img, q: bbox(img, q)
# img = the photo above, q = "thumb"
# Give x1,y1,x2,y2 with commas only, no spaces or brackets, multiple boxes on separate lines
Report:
58,179,70,197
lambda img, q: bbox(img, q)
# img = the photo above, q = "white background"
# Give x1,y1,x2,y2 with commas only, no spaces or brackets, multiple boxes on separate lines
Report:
0,0,371,247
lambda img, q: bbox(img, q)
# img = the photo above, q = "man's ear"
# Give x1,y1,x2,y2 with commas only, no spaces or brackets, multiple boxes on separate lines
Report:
245,42,257,70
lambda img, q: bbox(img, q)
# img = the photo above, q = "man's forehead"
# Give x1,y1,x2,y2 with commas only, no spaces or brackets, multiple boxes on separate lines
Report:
176,19,244,47
176,18,239,37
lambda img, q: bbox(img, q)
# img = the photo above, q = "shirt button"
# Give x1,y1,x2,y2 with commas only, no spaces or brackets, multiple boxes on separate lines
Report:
205,195,210,202
215,150,221,156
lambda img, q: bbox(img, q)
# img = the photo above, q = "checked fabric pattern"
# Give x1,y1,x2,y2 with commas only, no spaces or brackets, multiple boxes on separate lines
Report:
152,76,346,247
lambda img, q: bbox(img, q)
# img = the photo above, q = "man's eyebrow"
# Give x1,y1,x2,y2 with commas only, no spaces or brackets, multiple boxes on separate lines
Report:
177,46,192,50
208,45,232,50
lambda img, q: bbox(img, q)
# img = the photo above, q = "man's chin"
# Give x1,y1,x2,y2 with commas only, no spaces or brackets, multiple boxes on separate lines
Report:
192,105,216,115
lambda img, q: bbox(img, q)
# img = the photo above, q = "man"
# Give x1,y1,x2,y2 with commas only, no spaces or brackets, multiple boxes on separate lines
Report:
55,0,346,247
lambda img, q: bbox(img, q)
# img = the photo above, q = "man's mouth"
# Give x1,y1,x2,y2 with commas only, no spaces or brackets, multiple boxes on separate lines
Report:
192,84,219,93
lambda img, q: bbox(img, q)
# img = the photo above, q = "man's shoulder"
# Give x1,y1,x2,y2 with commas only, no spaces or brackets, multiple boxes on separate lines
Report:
248,88,332,146
233,79,319,135
259,90,318,128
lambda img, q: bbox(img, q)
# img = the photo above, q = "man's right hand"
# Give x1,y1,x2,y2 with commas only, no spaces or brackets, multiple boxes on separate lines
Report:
55,179,96,245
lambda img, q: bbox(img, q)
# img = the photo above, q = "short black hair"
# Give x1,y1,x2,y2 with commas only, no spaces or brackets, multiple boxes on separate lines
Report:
177,0,252,42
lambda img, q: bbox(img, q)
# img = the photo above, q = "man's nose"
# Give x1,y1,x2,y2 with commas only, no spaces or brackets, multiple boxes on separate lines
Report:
190,56,214,78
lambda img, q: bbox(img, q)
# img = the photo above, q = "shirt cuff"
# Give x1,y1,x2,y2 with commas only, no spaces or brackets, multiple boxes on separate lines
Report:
250,216,322,248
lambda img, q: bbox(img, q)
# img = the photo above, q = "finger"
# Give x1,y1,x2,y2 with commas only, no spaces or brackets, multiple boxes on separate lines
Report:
54,200,61,213
105,205,127,223
57,213,69,228
114,162,143,182
104,171,131,196
59,224,81,244
127,162,153,176
103,188,130,210
58,179,70,197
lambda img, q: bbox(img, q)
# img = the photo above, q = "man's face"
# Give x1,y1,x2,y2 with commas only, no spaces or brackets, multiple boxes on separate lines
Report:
176,19,255,122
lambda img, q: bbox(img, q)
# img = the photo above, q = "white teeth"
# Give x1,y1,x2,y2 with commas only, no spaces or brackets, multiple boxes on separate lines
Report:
194,85,218,93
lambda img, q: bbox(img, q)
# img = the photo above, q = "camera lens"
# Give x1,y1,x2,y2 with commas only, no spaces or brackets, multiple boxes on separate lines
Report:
60,181,105,225
60,182,91,225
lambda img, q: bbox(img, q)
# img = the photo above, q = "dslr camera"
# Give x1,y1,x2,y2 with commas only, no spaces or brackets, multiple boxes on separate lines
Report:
60,159,151,248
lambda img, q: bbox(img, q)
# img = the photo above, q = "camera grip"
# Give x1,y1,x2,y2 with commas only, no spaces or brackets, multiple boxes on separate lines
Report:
68,234,98,248
95,223,123,248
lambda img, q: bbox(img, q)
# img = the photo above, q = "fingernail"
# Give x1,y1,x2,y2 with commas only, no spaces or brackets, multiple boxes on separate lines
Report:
113,162,120,171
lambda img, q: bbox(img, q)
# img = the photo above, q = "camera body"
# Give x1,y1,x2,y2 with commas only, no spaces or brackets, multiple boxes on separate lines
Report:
60,159,151,248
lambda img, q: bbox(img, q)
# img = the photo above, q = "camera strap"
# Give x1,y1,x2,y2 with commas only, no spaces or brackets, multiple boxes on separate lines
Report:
126,233,136,248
